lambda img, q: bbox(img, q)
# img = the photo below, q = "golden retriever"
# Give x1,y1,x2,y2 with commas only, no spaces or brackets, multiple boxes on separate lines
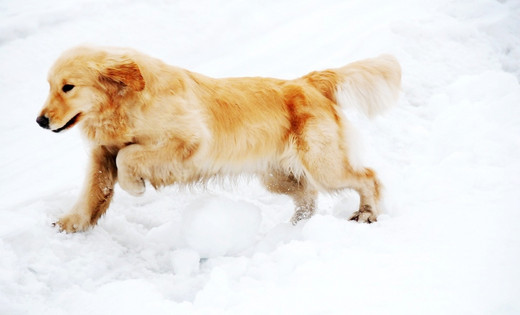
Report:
36,46,401,233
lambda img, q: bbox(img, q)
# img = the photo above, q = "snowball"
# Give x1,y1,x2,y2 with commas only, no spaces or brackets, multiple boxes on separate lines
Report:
171,249,200,276
180,196,261,258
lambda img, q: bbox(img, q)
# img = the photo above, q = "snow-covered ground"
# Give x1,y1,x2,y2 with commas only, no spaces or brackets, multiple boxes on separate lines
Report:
1,0,519,314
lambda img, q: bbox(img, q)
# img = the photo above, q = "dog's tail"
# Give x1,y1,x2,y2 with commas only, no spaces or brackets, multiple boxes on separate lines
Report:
303,55,401,118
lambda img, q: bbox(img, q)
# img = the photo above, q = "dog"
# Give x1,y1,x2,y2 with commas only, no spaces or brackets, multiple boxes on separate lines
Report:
36,46,401,233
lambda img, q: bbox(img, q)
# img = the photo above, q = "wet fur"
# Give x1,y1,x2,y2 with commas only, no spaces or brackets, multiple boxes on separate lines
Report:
37,46,401,232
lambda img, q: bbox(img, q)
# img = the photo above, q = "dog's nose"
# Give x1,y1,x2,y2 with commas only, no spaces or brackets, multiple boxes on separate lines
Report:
36,115,50,129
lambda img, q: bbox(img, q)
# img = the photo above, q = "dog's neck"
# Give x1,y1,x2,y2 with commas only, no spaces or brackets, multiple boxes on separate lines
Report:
81,100,133,146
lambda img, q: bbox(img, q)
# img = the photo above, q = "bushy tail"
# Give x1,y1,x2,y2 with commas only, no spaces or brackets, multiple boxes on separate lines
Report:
304,55,401,118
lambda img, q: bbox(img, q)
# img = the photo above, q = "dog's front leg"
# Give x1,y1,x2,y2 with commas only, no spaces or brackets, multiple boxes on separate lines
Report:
116,144,147,196
116,141,198,194
55,146,118,233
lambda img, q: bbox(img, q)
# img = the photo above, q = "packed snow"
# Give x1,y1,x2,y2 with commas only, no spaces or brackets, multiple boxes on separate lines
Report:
1,0,519,314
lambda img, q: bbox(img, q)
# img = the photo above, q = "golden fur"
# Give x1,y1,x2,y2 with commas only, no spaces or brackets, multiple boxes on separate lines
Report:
36,46,401,232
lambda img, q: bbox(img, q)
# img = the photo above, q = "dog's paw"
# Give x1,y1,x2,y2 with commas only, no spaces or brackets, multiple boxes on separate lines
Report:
54,213,91,233
349,205,377,223
118,173,145,196
290,208,314,225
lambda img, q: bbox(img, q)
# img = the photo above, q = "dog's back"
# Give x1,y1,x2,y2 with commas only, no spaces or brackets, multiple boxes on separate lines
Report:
183,55,401,177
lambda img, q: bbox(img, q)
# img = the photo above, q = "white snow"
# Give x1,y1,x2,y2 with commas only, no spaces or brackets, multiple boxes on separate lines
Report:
1,0,520,314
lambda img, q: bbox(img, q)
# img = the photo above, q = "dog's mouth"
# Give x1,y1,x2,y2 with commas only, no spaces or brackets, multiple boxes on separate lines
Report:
52,113,82,133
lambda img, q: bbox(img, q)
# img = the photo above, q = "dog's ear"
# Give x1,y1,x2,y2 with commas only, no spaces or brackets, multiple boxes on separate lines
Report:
100,57,145,92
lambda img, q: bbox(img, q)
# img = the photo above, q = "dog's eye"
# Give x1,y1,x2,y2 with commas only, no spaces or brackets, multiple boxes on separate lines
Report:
62,84,75,93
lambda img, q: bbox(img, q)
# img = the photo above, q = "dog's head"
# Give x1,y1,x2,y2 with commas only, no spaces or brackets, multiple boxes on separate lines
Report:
36,46,145,133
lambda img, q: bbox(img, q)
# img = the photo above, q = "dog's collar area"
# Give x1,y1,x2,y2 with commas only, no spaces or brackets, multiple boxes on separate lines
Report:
52,113,82,133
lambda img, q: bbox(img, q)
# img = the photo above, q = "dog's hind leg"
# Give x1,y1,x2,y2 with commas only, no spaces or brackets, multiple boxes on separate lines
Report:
261,170,318,225
283,86,382,224
55,146,118,232
344,168,382,223
286,97,381,223
298,128,382,224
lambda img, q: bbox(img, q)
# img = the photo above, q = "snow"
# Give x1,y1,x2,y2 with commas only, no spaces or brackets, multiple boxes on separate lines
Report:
1,0,520,314
181,196,262,258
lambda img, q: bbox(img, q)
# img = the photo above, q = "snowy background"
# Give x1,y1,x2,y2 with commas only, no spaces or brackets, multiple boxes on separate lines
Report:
1,0,520,314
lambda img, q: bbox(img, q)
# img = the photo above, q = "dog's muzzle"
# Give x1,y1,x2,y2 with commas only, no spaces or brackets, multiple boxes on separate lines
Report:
36,115,50,129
